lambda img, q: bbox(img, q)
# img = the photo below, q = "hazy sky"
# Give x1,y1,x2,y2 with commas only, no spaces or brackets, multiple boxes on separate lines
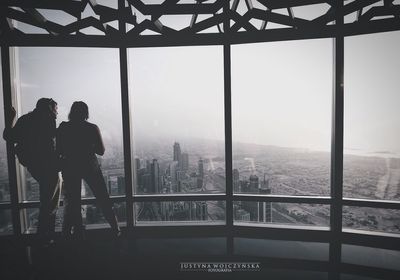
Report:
15,47,124,157
344,31,400,156
232,38,332,152
1,3,400,156
129,46,224,142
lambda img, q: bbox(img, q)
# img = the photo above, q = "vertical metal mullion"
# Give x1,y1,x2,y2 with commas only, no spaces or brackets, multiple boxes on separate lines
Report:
1,46,21,235
118,0,134,229
223,1,234,255
329,1,344,279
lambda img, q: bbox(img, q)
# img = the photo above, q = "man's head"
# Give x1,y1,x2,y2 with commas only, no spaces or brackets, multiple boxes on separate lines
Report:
36,98,58,119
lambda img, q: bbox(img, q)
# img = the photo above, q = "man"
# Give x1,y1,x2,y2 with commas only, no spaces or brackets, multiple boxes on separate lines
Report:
3,98,60,242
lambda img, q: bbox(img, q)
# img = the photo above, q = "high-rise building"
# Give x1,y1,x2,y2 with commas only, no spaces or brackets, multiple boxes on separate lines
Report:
142,173,151,193
197,202,207,220
181,152,189,171
241,174,260,221
233,169,240,192
150,159,160,193
197,177,203,189
173,142,181,163
169,161,179,188
146,160,151,173
198,158,204,179
135,158,141,171
136,167,147,192
258,174,272,223
117,176,125,195
249,174,259,192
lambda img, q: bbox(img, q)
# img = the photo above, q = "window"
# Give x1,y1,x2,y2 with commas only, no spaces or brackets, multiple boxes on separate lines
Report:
0,54,10,203
231,39,333,228
232,39,333,197
128,46,225,196
13,47,125,204
234,202,329,227
344,31,400,202
135,201,225,225
128,46,226,224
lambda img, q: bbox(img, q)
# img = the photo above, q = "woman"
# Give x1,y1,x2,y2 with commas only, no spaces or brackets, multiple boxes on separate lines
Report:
57,101,120,239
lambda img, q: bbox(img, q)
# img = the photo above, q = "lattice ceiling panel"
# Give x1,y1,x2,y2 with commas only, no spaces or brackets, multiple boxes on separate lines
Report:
0,0,399,39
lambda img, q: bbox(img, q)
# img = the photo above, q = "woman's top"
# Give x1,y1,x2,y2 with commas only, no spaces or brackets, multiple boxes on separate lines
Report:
56,121,105,171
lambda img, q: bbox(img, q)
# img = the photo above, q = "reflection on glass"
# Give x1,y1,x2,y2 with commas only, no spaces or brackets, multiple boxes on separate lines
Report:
344,31,400,201
135,201,226,224
232,39,332,196
234,202,329,227
129,46,225,195
14,47,124,200
0,210,13,235
0,54,11,202
343,206,400,234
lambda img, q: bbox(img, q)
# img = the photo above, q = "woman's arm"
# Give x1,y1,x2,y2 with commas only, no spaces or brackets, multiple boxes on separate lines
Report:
93,124,105,156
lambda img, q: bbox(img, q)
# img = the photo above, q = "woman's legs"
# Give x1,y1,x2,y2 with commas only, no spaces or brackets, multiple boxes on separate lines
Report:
62,173,84,238
83,167,120,235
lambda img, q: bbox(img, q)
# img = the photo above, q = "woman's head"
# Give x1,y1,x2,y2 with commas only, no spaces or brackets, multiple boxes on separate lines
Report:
68,101,89,122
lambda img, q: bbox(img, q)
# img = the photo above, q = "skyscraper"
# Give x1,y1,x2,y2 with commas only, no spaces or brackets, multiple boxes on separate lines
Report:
117,176,125,195
249,174,259,192
169,161,179,187
233,169,240,192
198,158,204,179
242,174,260,221
258,174,272,223
135,158,141,171
181,152,189,171
142,173,151,193
150,159,160,194
173,142,181,163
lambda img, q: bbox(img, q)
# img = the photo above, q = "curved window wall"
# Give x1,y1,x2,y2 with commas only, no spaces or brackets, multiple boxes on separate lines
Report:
0,26,399,237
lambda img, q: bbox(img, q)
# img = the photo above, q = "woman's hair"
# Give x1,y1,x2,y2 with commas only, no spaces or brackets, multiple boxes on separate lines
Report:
68,101,89,121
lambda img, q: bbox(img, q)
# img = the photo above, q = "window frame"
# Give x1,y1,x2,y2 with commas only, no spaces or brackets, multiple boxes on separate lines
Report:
0,1,398,243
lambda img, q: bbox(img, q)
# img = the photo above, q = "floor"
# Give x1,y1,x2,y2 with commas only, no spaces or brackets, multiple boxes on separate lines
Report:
1,232,399,280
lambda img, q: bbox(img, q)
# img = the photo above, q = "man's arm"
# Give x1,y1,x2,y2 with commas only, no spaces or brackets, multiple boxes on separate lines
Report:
3,106,17,143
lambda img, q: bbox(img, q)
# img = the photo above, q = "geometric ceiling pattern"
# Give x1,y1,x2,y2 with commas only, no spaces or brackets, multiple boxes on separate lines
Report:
0,0,399,41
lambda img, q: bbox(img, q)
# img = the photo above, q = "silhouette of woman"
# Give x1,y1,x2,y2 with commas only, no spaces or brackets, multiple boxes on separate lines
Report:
57,101,120,238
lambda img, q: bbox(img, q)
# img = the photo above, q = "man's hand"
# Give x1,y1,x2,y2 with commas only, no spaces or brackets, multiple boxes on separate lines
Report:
5,106,16,127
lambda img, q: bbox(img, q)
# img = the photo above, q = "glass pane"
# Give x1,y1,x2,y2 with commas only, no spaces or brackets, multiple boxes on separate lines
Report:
0,209,13,235
0,53,11,202
343,206,400,234
21,207,63,234
129,46,225,195
135,201,226,224
85,202,126,229
234,202,330,227
344,31,400,201
21,203,126,233
232,39,332,196
14,47,124,201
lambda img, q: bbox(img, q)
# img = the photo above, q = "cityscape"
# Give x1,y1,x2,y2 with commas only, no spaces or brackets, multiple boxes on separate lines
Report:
1,138,400,234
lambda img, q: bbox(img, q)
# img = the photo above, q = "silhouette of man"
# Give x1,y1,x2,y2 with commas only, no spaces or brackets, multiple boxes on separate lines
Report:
3,98,60,242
